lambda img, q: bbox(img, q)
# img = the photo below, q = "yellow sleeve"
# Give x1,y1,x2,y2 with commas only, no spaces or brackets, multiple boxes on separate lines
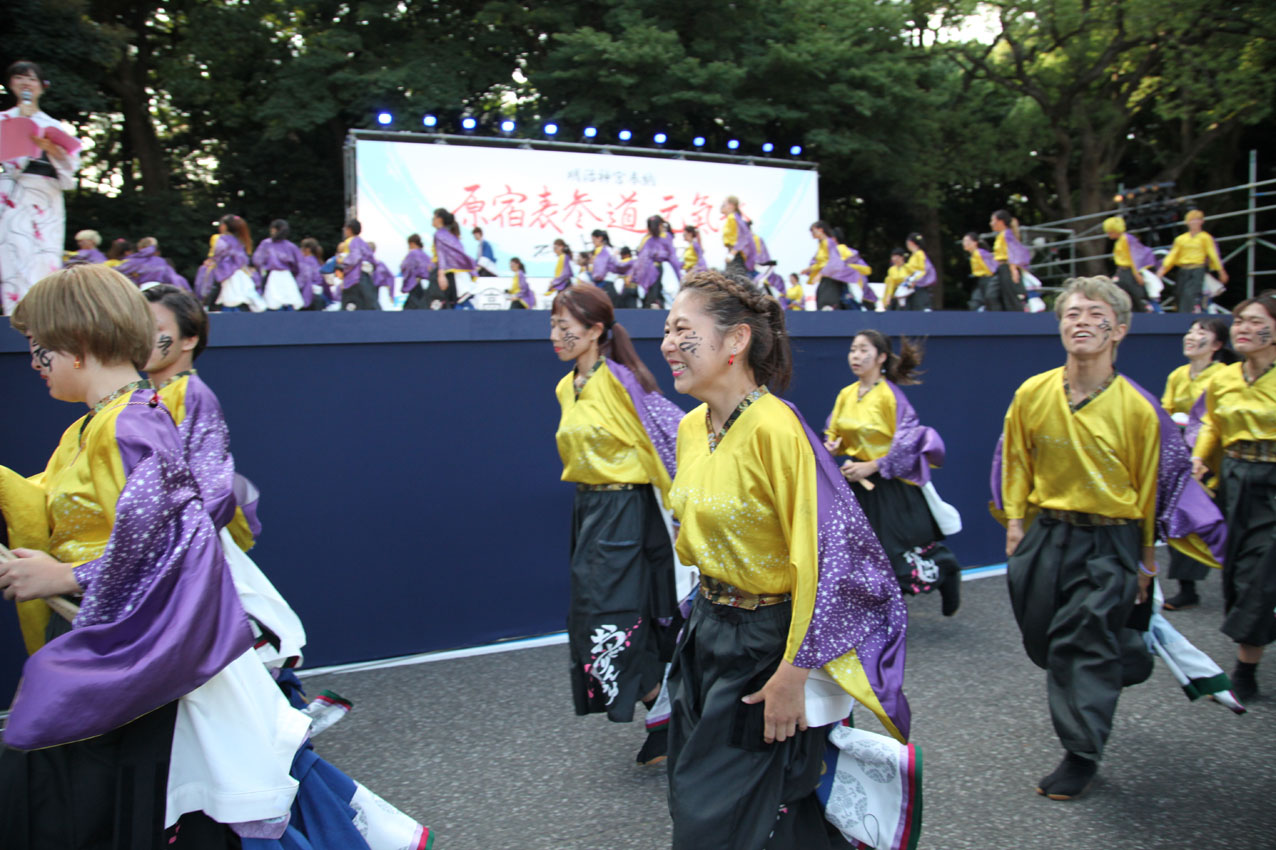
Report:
1131,401,1162,547
1160,369,1179,415
0,466,53,654
206,234,219,259
771,427,820,663
1113,236,1132,268
824,388,849,442
1193,381,1221,462
993,232,1008,262
682,245,696,271
904,251,926,275
1001,395,1032,521
722,216,737,250
1161,236,1183,273
1204,234,1223,272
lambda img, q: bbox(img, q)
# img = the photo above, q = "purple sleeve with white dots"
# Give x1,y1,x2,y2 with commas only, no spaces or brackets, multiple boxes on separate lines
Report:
876,382,946,486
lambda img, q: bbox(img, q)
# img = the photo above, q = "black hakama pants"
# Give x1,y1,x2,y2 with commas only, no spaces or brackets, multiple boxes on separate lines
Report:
993,263,1026,311
1177,266,1206,312
1115,267,1148,312
815,278,844,310
853,472,960,596
667,597,848,850
1218,457,1276,647
339,272,380,310
568,485,678,722
1007,518,1154,761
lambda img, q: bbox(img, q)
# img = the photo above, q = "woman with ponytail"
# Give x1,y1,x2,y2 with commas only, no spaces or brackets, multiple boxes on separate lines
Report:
896,232,937,311
991,209,1031,311
661,272,912,849
550,284,687,764
824,330,963,614
426,207,475,310
204,214,264,312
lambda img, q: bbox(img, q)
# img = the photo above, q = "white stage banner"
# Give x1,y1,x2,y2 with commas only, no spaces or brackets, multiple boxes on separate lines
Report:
353,139,820,291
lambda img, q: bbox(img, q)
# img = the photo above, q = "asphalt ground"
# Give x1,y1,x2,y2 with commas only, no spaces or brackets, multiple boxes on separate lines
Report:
300,569,1274,850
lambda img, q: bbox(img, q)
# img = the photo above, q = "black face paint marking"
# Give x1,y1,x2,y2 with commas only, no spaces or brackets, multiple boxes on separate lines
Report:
157,334,173,356
1097,318,1112,343
678,331,704,358
1258,327,1273,346
32,343,52,371
560,330,580,352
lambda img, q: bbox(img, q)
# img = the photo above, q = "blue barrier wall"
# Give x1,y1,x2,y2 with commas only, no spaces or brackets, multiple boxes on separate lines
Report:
0,310,1196,698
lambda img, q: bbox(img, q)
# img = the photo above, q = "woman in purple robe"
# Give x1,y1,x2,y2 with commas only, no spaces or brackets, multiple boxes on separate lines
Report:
719,195,756,274
631,216,683,310
401,232,437,310
297,237,327,310
545,237,574,295
507,256,535,309
824,330,963,614
681,225,707,276
252,219,305,311
336,218,378,311
425,207,474,310
203,214,263,312
551,283,686,764
64,229,106,266
990,209,1032,311
116,237,191,290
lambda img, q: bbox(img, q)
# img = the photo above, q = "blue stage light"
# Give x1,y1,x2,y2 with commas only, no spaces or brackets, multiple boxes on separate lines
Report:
654,132,668,144
761,142,774,153
789,144,803,156
692,136,706,147
583,126,598,138
618,129,633,142
727,139,740,150
422,114,437,128
500,119,516,133
461,117,477,131
377,112,393,126
544,123,559,136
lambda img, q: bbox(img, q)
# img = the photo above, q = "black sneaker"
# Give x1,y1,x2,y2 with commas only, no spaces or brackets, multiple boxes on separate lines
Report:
1162,590,1200,611
939,570,961,617
637,726,668,766
1232,666,1259,702
1037,752,1098,801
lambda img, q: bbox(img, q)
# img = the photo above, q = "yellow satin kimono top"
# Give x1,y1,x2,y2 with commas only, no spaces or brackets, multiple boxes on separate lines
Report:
825,381,895,463
1161,362,1223,417
1194,362,1276,459
884,265,909,302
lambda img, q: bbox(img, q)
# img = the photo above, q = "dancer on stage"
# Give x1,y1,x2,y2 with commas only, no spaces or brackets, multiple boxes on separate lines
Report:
1103,216,1153,313
545,238,575,296
334,218,379,311
990,210,1030,311
117,237,190,290
883,248,908,306
202,214,263,312
1191,293,1276,701
1161,317,1237,610
1158,210,1229,313
400,233,436,310
804,221,873,310
682,225,707,275
472,226,498,276
298,237,328,310
253,219,305,311
895,233,937,311
551,283,685,764
784,272,805,310
0,264,432,850
993,276,1224,800
425,208,474,310
661,271,910,849
105,237,134,267
632,216,682,309
720,196,756,274
65,229,105,266
962,232,998,310
507,256,535,309
1,61,81,315
824,331,962,614
586,229,627,306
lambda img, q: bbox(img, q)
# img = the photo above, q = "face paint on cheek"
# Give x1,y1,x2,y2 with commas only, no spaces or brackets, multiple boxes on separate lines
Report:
157,334,173,356
678,332,703,358
32,343,52,371
1097,318,1112,342
1258,327,1273,346
560,330,580,352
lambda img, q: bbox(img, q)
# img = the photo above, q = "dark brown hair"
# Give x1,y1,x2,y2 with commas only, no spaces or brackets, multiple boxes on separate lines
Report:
1234,292,1276,326
143,284,210,360
407,233,423,249
220,214,252,254
679,269,793,393
107,238,134,261
854,329,924,386
551,284,659,393
1189,317,1239,365
300,237,323,260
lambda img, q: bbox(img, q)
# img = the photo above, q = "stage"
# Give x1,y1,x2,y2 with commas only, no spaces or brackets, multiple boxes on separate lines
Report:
0,310,1197,696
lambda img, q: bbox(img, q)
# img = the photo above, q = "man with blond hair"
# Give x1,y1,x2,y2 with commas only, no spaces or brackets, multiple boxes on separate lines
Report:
992,277,1224,800
1157,210,1228,313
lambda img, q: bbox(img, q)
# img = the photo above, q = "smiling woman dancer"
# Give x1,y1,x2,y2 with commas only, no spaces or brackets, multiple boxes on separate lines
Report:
661,271,910,849
1192,293,1276,702
1160,317,1237,611
824,330,962,615
551,283,686,764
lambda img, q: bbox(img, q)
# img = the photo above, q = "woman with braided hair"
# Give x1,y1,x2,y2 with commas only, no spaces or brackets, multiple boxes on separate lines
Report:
824,331,963,614
661,271,911,849
550,284,687,764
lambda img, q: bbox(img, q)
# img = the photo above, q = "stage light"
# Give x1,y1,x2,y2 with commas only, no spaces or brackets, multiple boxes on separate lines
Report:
761,142,774,153
422,114,437,128
727,139,740,150
377,112,393,126
618,129,633,142
654,132,668,144
461,117,477,131
583,126,598,139
789,144,802,156
544,123,559,136
500,119,516,133
692,136,706,147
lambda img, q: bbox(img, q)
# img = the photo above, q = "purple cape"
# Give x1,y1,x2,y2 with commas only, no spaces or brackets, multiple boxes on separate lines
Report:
976,247,999,275
512,270,536,308
780,398,911,741
1124,233,1157,271
632,234,683,294
400,248,435,293
731,212,757,271
212,233,251,284
65,247,107,266
591,246,618,282
548,254,574,291
339,236,373,288
4,392,252,750
988,376,1226,564
876,383,945,485
606,359,683,479
372,259,394,289
252,238,302,274
434,228,476,274
1001,229,1032,268
296,254,321,307
818,238,878,303
116,246,191,291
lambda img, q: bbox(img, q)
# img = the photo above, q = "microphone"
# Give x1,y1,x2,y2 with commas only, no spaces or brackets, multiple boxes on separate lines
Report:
21,91,32,105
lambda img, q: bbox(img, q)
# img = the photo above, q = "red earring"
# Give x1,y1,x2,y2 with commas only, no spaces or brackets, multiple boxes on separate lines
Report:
728,353,735,366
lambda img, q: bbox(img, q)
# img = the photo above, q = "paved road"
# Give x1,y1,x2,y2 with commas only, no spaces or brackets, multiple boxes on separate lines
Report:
302,572,1274,850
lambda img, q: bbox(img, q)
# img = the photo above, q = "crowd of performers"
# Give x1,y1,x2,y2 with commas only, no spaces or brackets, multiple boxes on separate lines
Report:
0,257,1271,847
548,267,1270,846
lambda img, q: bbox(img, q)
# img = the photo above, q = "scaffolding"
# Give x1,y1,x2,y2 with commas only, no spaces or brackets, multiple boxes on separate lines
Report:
991,150,1275,305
